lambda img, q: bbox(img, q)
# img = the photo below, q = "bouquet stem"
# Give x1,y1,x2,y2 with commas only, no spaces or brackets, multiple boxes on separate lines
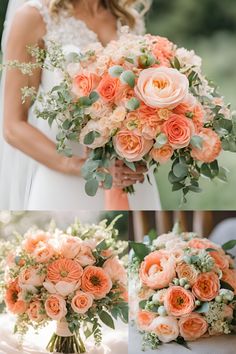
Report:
123,185,135,194
46,319,86,354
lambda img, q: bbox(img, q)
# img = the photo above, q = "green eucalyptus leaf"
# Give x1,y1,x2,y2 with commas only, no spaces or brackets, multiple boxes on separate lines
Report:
190,135,203,149
89,91,99,104
173,163,188,179
83,131,101,145
108,65,124,77
103,174,113,190
124,160,136,172
120,70,135,88
85,178,99,196
125,97,140,111
195,302,209,313
155,133,168,148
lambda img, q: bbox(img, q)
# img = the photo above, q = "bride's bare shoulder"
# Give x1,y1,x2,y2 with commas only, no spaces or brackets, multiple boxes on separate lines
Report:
10,3,46,40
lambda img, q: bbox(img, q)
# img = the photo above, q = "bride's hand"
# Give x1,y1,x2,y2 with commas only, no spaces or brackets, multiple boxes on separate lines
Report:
111,160,147,189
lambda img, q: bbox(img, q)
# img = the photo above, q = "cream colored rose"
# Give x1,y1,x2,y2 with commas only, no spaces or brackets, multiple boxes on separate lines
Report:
76,245,96,267
150,316,179,343
135,67,189,109
79,120,110,149
59,234,81,259
43,280,80,297
19,266,46,287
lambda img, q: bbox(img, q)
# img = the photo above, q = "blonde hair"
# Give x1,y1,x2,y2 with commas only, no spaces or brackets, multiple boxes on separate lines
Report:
47,0,152,28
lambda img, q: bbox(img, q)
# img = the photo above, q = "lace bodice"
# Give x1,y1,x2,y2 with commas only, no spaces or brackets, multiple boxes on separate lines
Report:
27,0,145,50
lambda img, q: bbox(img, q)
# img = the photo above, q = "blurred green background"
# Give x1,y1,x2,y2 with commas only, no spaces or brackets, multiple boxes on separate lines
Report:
0,0,236,209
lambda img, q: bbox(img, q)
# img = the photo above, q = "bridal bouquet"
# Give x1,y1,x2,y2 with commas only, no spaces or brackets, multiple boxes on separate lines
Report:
1,217,128,353
129,227,236,350
11,31,236,200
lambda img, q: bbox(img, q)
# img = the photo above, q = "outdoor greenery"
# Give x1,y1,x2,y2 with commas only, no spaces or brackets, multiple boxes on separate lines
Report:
0,0,236,209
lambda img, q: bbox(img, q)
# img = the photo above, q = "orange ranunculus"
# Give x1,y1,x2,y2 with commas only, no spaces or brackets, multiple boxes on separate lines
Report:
45,294,67,320
162,114,195,149
150,145,173,164
222,269,236,294
97,74,120,102
192,272,220,301
176,261,199,286
113,129,153,162
72,72,100,97
81,266,112,299
191,128,222,163
5,279,28,314
164,286,195,317
139,250,176,290
137,310,155,331
47,258,83,283
71,291,94,314
179,313,208,341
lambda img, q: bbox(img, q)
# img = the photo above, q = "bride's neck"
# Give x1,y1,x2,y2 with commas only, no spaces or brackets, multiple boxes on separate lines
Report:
74,0,106,16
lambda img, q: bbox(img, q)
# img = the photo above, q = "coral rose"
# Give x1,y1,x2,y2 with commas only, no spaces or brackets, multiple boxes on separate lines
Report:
179,313,208,341
162,114,195,149
137,310,155,331
135,67,189,109
27,301,46,322
210,250,229,271
72,72,100,97
191,128,222,163
19,266,46,287
45,294,67,320
76,245,96,267
47,258,83,283
103,256,127,285
113,129,153,162
192,272,220,301
151,36,174,67
5,279,28,314
139,250,176,289
176,261,199,286
150,316,179,343
164,286,195,317
81,266,112,299
97,74,120,102
150,144,173,164
71,291,94,314
222,269,236,294
59,235,81,259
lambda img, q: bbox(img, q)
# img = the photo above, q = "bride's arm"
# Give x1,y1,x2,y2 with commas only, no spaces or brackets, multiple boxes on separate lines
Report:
3,5,84,176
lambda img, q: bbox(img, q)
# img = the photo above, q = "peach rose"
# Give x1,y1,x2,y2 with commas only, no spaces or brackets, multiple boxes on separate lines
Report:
71,291,94,314
150,316,179,343
27,301,46,322
45,294,67,320
47,258,83,283
191,128,222,163
19,266,46,287
222,269,236,294
103,257,127,285
137,310,155,331
162,114,195,149
188,238,219,250
81,266,112,299
23,231,50,253
72,72,100,97
164,286,195,317
192,272,220,301
43,280,80,297
33,243,54,263
152,289,168,304
79,120,110,149
150,145,173,164
139,250,176,289
173,96,204,132
209,250,229,271
97,74,120,102
5,279,28,315
113,129,153,162
179,313,208,341
176,262,199,286
76,245,96,267
115,84,134,105
135,67,189,109
59,235,81,259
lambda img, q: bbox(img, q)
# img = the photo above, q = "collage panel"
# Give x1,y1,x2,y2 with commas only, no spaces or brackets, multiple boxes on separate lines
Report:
0,211,128,354
129,211,236,354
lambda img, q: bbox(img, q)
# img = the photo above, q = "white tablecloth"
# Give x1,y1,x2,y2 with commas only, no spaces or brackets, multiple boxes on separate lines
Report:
129,325,236,354
0,314,128,354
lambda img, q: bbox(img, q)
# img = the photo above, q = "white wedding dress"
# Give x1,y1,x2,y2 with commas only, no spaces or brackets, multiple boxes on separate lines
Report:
0,0,161,210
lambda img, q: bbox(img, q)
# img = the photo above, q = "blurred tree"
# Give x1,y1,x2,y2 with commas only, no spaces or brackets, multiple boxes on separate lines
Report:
0,0,8,44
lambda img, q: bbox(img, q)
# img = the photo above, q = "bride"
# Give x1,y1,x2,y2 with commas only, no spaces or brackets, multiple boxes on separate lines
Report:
0,0,161,210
